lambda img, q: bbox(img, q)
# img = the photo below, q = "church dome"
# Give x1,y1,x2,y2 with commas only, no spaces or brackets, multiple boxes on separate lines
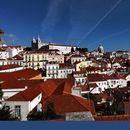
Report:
98,44,104,53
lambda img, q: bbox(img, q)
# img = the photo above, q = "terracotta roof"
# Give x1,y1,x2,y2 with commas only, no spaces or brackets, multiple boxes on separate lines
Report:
87,73,109,82
96,92,113,102
44,94,95,114
108,73,125,80
0,64,22,70
0,68,41,81
89,83,98,88
59,63,74,68
40,78,75,97
78,85,89,91
1,79,44,89
6,86,42,101
94,115,130,120
73,71,86,75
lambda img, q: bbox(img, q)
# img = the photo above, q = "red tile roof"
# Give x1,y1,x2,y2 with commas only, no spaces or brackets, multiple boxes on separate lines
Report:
1,79,44,89
44,94,95,114
108,73,125,80
78,85,89,91
40,78,75,97
59,63,74,68
87,73,109,82
73,71,86,75
94,115,130,120
89,83,98,88
6,86,42,101
0,64,21,70
0,68,41,81
96,92,113,102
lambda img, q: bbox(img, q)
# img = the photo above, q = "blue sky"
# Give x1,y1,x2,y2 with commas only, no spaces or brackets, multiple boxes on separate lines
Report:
0,0,130,51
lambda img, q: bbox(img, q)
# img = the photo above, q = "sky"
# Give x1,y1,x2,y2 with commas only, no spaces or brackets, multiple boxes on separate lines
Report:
0,0,130,51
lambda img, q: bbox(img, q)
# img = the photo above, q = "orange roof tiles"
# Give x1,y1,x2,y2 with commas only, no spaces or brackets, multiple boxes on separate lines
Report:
87,73,109,82
94,115,130,120
78,85,89,91
1,79,44,89
73,71,86,75
6,86,42,101
44,94,95,114
0,64,21,70
0,68,41,81
40,78,75,96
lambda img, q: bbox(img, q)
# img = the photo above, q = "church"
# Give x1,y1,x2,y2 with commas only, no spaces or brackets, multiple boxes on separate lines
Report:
31,36,78,54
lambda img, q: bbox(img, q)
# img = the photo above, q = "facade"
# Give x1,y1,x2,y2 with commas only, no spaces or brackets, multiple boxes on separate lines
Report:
73,71,87,85
46,63,59,79
24,51,64,69
75,61,92,71
0,50,9,59
58,63,75,78
47,43,77,54
71,55,86,64
2,90,42,120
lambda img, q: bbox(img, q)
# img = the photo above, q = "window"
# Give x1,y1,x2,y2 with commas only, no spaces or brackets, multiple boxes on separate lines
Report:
15,105,21,118
82,79,84,83
98,87,102,92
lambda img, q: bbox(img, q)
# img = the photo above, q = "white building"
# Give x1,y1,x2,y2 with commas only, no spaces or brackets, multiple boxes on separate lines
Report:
0,50,9,59
46,63,59,79
87,73,127,94
73,71,87,85
24,51,64,69
47,43,77,54
70,55,86,64
5,46,23,58
2,87,42,120
58,63,75,78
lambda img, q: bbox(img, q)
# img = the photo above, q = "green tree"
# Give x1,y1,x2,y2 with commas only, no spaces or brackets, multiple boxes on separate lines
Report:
0,88,3,101
27,111,44,120
0,105,18,120
27,103,61,121
44,103,58,120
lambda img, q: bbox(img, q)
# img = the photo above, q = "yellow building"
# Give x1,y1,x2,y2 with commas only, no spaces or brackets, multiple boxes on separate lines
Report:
75,61,92,71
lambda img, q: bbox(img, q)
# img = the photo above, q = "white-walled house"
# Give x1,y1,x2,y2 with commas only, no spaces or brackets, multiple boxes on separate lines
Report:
0,80,43,100
5,46,23,58
87,74,109,94
73,71,87,85
107,74,127,88
87,73,127,94
70,55,86,64
0,50,9,59
24,51,64,69
2,87,42,120
58,63,75,78
46,63,59,79
45,43,77,54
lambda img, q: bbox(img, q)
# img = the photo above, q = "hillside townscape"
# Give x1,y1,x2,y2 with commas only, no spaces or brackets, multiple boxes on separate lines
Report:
0,28,130,121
